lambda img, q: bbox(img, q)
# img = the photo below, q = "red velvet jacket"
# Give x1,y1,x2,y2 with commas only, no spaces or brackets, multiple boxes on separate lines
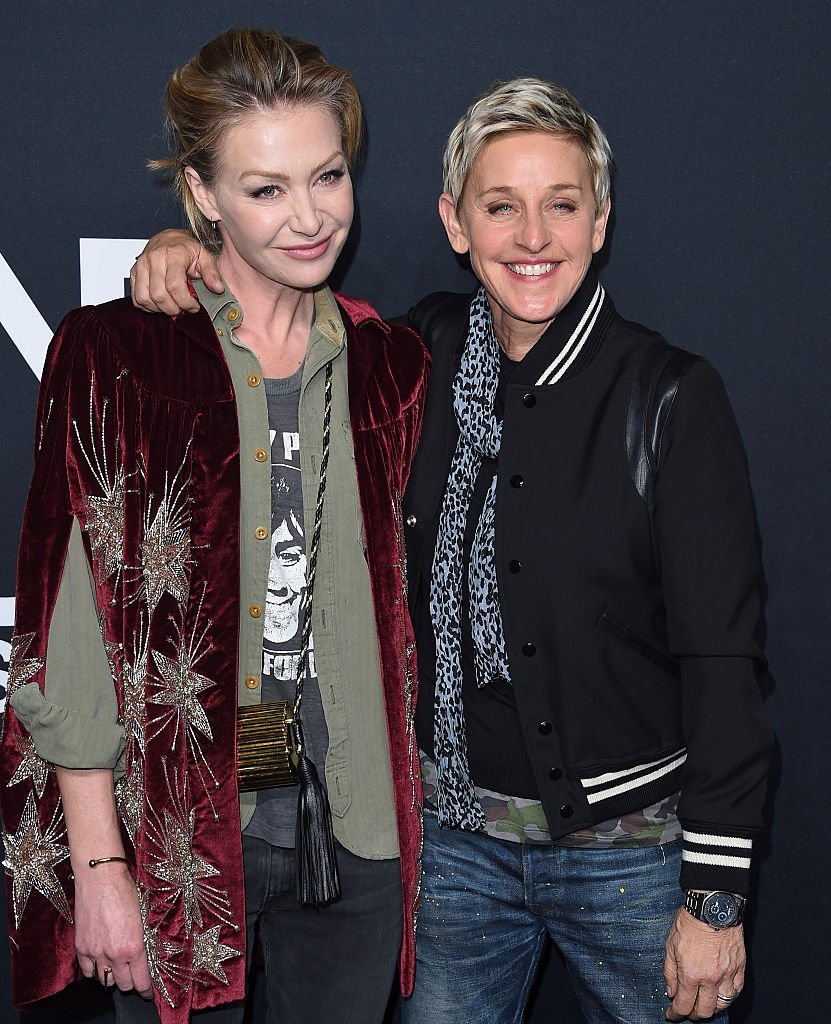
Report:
0,293,427,1022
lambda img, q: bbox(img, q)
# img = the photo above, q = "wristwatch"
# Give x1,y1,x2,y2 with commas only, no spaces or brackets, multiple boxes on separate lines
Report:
684,890,746,929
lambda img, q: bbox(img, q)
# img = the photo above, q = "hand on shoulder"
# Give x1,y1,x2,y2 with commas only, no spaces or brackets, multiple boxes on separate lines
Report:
130,228,223,315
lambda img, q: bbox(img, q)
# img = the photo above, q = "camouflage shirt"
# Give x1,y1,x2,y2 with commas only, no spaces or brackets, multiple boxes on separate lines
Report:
420,751,682,848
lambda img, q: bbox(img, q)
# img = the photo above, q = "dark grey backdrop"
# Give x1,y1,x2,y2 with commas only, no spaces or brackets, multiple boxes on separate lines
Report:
1,1,828,1021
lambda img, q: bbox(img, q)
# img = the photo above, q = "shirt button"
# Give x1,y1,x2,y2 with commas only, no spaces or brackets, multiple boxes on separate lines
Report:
227,307,241,322
522,642,536,657
509,559,522,573
548,766,562,780
247,374,261,388
244,676,260,689
510,474,525,488
522,393,537,408
248,604,262,618
254,449,268,463
254,526,268,540
538,721,552,735
406,514,417,528
560,804,574,819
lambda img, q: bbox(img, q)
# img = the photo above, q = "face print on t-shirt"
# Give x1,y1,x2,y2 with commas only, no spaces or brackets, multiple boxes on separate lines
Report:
265,506,306,644
263,426,314,682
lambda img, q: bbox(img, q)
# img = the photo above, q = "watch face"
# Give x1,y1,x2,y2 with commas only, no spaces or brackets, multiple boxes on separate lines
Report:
703,892,740,928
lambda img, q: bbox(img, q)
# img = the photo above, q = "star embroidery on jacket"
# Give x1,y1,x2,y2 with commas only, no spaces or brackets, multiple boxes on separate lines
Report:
141,506,190,613
137,885,188,1009
83,481,125,582
147,589,220,814
192,925,241,984
5,632,45,701
73,381,126,585
1,792,71,928
115,761,144,844
149,646,214,744
138,443,193,614
121,613,149,755
6,735,51,798
143,761,234,936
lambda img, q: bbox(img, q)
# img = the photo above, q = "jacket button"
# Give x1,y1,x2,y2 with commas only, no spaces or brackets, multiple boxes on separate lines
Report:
522,393,536,408
538,721,552,735
548,766,562,780
254,526,268,540
227,307,241,322
560,804,574,818
254,449,268,463
244,676,260,689
522,642,536,657
510,474,524,488
248,604,262,618
406,514,417,528
509,559,522,573
247,374,261,388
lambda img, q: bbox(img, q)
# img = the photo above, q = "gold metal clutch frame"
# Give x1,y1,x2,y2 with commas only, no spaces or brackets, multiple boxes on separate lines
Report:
236,701,299,791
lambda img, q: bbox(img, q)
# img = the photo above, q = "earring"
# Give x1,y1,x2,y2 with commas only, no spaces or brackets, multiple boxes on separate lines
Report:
211,221,217,230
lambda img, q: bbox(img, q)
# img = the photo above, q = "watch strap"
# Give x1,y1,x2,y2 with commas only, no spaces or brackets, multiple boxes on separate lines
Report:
684,890,746,928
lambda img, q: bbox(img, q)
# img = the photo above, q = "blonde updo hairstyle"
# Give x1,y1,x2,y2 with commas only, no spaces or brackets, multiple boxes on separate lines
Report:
442,78,612,214
151,28,363,252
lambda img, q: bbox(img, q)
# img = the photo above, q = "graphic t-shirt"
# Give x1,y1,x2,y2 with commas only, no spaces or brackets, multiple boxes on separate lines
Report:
243,364,329,848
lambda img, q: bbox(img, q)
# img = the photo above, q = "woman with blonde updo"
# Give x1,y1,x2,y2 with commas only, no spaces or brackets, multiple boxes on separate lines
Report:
0,28,427,1024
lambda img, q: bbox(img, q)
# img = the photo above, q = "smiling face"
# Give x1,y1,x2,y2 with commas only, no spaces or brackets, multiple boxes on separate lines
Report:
185,103,353,295
439,131,610,354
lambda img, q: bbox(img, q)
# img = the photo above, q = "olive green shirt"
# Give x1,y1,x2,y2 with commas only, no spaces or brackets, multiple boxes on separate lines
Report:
12,282,398,860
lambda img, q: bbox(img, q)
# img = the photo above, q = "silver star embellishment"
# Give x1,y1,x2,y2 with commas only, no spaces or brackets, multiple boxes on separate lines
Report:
115,762,144,843
148,807,220,934
6,735,51,798
149,645,214,742
83,474,124,581
122,620,149,755
2,793,71,927
141,502,190,613
6,633,45,701
192,925,240,984
137,886,187,1008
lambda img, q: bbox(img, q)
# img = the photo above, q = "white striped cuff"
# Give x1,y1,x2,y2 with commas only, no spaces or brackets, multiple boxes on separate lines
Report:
682,829,753,871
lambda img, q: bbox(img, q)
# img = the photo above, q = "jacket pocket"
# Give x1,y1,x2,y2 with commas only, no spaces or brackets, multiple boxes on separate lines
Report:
597,611,680,679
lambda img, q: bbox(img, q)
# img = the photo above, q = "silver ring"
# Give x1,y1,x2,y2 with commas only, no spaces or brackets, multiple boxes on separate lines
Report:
717,992,738,1003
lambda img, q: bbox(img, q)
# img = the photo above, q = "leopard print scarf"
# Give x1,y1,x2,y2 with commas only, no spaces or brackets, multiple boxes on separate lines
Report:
430,286,509,831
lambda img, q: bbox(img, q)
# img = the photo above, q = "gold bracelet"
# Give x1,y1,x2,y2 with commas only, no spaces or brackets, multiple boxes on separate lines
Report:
88,856,130,869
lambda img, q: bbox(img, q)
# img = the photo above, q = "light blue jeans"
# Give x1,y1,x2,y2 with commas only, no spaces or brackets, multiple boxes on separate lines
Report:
402,812,727,1024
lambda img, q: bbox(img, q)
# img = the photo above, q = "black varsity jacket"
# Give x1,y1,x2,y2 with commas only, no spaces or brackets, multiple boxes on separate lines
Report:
402,276,774,895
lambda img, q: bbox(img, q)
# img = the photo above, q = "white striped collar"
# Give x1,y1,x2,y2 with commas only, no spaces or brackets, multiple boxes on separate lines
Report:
535,282,605,386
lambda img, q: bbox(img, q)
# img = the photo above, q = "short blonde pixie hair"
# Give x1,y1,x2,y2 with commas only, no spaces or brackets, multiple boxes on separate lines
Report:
442,78,612,213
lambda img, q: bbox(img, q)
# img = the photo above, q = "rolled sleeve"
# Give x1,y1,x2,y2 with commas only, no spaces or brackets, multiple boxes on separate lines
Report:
11,518,124,770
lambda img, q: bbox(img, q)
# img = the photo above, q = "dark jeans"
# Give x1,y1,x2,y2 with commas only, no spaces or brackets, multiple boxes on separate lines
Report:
115,834,402,1024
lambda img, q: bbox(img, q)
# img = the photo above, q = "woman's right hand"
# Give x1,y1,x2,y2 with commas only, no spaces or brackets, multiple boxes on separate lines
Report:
130,228,223,315
74,860,153,997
